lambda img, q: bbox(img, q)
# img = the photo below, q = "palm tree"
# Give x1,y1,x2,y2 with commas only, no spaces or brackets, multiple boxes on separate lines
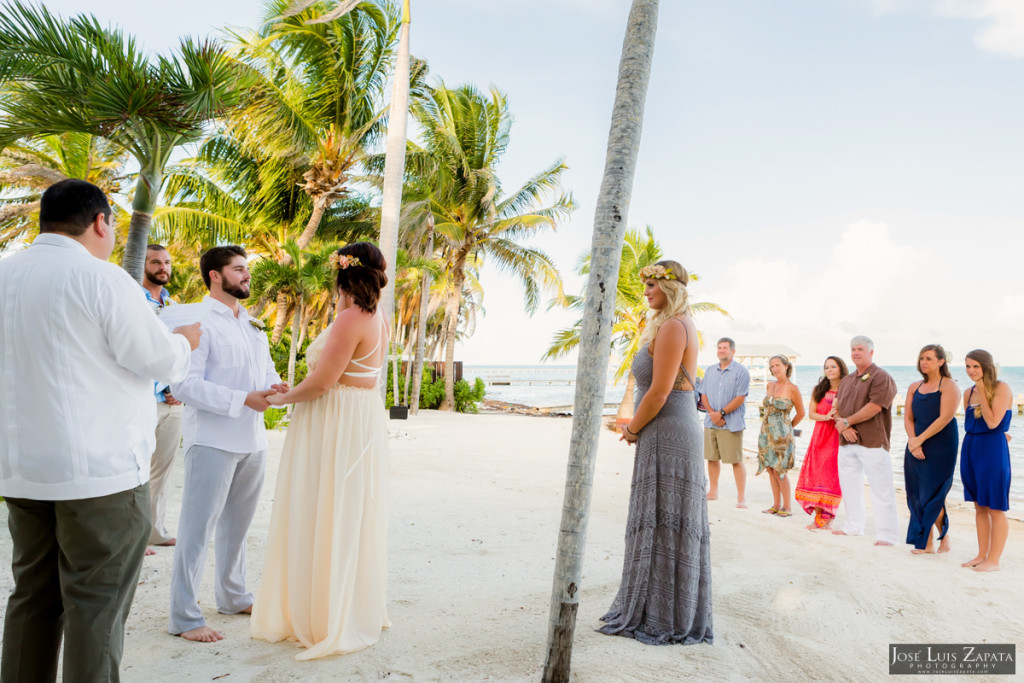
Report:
0,2,249,279
408,82,575,410
230,0,399,255
543,226,728,416
249,241,337,387
543,1,660,680
0,132,129,249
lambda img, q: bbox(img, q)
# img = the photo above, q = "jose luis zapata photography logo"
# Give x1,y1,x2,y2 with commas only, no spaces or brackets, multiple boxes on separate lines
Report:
890,644,1016,675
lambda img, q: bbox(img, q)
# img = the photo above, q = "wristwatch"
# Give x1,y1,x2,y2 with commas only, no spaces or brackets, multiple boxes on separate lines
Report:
721,408,729,416
842,419,850,428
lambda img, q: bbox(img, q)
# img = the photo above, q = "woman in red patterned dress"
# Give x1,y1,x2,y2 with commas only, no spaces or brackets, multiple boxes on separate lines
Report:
795,356,849,530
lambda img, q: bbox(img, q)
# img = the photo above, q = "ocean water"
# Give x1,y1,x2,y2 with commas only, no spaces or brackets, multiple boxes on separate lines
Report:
465,364,1024,510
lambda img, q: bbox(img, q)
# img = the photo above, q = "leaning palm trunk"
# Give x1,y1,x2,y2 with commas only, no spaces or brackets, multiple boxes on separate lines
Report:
272,294,291,345
377,1,412,393
542,1,660,681
616,372,637,422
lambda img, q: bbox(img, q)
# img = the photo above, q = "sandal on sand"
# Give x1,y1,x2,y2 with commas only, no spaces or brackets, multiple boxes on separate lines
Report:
776,509,792,517
762,506,779,515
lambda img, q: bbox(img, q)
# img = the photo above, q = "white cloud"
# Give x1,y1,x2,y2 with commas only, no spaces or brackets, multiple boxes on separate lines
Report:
865,0,1024,58
936,0,1024,57
694,220,1024,367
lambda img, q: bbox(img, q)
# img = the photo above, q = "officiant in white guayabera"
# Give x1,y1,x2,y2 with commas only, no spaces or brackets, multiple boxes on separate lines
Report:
167,245,288,644
0,179,200,682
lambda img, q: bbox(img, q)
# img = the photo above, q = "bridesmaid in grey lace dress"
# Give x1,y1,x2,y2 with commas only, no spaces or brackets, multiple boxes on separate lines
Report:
599,260,713,645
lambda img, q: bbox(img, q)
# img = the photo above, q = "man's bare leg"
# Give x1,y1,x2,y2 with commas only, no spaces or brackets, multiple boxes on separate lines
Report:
732,462,747,508
179,626,224,642
707,461,720,500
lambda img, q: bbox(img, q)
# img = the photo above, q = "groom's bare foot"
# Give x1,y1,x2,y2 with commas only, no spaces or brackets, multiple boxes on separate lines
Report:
179,626,224,642
238,605,253,614
156,538,176,547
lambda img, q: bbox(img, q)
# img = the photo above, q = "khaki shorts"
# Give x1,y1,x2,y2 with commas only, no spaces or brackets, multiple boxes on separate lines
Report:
704,428,744,464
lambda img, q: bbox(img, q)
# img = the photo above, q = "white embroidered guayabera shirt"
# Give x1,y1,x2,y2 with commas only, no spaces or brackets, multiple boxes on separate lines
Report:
171,296,281,455
0,234,192,500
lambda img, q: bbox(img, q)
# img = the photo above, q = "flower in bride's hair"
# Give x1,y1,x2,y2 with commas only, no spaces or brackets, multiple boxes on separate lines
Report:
329,252,362,270
639,264,676,281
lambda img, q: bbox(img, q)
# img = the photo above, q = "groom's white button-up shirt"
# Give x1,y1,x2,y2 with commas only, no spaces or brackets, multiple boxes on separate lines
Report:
0,234,192,501
171,296,281,455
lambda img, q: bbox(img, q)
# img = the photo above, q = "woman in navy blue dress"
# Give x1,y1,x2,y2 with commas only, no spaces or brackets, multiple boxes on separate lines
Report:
960,349,1012,572
904,345,960,554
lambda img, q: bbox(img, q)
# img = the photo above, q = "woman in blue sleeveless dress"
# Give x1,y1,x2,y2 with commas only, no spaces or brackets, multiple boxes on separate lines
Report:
903,345,959,554
601,260,712,645
960,349,1012,573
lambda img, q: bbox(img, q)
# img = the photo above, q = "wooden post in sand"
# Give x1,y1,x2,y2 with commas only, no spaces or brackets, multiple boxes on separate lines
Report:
542,1,660,680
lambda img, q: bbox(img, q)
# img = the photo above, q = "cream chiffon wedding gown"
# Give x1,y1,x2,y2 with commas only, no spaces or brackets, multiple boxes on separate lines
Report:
251,319,390,660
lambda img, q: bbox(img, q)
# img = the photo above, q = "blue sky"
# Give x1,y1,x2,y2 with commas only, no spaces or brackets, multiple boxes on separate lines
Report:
40,0,1024,367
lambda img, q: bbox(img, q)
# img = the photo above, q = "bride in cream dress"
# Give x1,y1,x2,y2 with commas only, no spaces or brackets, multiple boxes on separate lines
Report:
251,243,390,660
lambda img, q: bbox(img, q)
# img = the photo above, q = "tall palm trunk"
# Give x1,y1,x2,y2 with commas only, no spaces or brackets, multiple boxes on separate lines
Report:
272,297,292,345
438,260,466,411
409,228,433,414
542,1,660,680
121,164,162,281
377,0,412,378
287,298,303,389
292,196,330,256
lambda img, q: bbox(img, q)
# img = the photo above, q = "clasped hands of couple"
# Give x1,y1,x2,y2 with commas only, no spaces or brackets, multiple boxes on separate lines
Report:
244,384,291,412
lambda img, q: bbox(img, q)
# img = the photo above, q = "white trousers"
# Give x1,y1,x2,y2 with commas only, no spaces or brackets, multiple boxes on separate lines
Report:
149,402,182,544
837,444,900,544
168,445,265,634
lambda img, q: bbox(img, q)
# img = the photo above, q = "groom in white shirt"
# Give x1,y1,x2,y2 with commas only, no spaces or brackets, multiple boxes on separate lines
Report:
168,245,286,642
0,179,200,682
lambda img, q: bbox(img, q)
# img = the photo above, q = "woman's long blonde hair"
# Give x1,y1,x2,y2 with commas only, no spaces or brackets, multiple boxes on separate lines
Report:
638,260,690,349
966,348,998,419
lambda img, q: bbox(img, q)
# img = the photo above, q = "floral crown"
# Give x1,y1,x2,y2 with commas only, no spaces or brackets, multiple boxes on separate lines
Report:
639,264,677,281
329,252,362,270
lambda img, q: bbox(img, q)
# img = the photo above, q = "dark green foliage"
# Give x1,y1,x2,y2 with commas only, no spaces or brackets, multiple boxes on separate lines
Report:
385,364,484,413
268,328,311,385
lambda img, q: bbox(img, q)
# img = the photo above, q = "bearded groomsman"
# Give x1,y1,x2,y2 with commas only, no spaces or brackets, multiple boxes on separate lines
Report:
141,244,184,552
168,245,287,643
0,179,199,682
831,335,901,546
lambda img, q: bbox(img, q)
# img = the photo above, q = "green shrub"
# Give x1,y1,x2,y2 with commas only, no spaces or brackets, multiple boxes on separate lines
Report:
384,364,484,413
264,407,288,430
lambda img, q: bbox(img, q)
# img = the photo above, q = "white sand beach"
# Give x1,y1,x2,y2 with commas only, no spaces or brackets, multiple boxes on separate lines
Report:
1,410,1021,681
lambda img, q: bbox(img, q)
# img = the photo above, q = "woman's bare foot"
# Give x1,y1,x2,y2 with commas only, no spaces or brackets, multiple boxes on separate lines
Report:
145,548,156,556
736,500,748,509
973,561,1000,572
961,556,985,568
874,540,894,547
938,536,951,554
806,522,818,530
911,547,935,555
831,530,848,536
179,626,224,643
707,490,719,501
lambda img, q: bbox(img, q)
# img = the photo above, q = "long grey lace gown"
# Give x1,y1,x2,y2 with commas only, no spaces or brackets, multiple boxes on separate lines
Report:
598,350,713,645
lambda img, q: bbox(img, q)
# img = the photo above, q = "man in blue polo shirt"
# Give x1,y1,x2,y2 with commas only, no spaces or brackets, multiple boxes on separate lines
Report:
699,337,750,508
142,244,184,552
